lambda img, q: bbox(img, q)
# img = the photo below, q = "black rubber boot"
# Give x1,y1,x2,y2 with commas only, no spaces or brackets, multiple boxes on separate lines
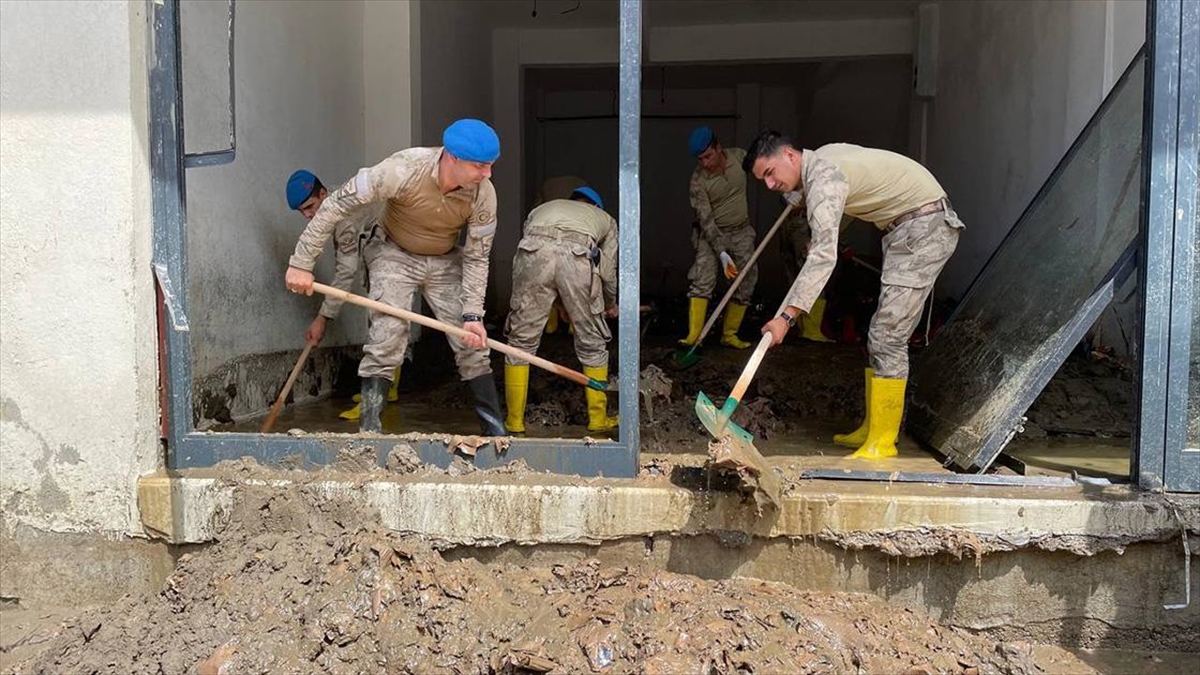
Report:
467,374,507,436
359,377,389,433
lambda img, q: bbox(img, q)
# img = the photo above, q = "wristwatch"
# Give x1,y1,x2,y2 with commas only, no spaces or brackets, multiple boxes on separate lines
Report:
779,312,797,328
462,313,483,324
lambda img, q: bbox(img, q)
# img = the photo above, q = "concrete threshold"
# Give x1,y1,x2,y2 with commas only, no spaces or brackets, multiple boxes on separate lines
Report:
137,469,1198,556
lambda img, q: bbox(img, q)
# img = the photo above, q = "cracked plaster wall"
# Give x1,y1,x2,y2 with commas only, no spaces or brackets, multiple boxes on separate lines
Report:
0,0,160,536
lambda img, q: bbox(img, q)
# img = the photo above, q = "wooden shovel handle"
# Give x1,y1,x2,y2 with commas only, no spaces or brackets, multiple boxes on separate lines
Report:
261,342,314,433
694,202,795,346
311,283,601,390
729,332,774,403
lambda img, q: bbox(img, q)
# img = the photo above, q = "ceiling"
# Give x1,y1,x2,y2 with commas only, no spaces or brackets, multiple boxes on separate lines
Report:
480,0,920,29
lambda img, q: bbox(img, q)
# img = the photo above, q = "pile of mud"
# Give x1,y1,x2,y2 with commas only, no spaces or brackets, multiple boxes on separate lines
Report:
634,344,865,454
12,485,1091,675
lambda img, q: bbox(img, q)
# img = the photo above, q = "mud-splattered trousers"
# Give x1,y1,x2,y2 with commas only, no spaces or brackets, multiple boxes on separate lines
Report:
505,201,618,369
688,221,758,304
781,148,964,380
357,239,492,381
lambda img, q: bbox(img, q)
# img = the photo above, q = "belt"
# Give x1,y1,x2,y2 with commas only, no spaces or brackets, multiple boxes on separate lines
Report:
524,227,595,247
888,197,951,231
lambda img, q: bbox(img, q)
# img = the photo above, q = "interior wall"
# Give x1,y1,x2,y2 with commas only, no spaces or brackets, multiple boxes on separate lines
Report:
365,0,418,162
523,60,913,305
0,0,159,536
417,0,493,146
926,0,1146,352
492,17,914,308
185,0,369,381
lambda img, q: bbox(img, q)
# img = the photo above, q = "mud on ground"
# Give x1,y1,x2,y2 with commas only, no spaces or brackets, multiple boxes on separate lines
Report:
9,480,1095,675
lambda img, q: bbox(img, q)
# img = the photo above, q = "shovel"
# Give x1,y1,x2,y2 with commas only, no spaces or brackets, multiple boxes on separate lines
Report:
311,282,607,391
261,342,314,433
674,202,795,369
694,331,774,442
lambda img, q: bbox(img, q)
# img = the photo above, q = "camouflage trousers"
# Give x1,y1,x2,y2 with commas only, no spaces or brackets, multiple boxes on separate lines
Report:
358,238,491,381
869,204,964,379
688,221,758,303
505,232,611,368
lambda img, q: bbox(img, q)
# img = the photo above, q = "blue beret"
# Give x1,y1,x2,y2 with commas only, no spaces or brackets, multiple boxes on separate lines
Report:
443,119,500,163
286,169,318,210
688,126,715,156
571,186,604,210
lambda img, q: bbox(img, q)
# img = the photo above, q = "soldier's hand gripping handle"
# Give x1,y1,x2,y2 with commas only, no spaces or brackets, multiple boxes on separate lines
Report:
286,266,316,296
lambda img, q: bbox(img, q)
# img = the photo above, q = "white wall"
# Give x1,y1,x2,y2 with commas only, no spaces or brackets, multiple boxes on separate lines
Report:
365,0,419,161
927,0,1146,300
0,0,159,535
185,0,370,379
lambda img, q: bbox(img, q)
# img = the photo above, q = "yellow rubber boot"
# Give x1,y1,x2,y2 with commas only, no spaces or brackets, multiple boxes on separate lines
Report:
583,366,619,433
504,363,529,434
340,365,401,420
545,306,559,334
801,298,834,343
677,297,709,346
720,303,752,349
850,376,906,460
833,368,873,447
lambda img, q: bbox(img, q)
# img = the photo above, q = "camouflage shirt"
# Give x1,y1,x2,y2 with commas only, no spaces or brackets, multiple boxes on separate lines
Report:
781,144,946,314
289,147,498,317
689,147,749,254
317,202,383,320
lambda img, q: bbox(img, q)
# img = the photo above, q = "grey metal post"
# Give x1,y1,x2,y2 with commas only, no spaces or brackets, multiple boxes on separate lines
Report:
617,0,642,458
150,0,196,458
1137,0,1198,491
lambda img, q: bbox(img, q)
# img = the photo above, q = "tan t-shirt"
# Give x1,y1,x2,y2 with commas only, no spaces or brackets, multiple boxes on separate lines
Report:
813,143,945,228
690,147,749,228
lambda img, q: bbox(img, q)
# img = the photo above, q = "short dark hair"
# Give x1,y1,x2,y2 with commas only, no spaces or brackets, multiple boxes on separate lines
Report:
742,129,795,173
311,177,325,198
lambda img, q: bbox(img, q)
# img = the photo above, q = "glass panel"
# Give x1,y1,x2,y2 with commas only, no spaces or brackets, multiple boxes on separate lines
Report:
907,53,1145,471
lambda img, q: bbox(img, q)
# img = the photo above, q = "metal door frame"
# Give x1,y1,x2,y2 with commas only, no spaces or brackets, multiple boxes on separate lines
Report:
1136,0,1200,492
149,0,643,476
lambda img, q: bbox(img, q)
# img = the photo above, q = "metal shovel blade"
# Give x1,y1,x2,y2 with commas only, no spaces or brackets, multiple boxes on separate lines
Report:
672,346,702,370
694,391,755,445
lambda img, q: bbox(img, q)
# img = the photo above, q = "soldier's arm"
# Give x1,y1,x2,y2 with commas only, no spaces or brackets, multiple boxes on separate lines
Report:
598,216,619,307
782,163,849,314
460,181,498,317
317,217,365,319
689,171,730,253
288,160,403,273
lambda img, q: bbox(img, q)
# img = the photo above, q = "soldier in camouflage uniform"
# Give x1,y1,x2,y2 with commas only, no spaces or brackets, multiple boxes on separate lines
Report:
745,131,964,460
285,119,506,436
680,126,759,350
503,186,619,435
283,169,415,422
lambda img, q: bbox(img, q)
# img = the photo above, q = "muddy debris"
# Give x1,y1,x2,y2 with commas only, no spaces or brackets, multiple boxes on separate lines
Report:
9,487,1094,675
637,365,673,424
707,435,782,514
527,400,569,427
